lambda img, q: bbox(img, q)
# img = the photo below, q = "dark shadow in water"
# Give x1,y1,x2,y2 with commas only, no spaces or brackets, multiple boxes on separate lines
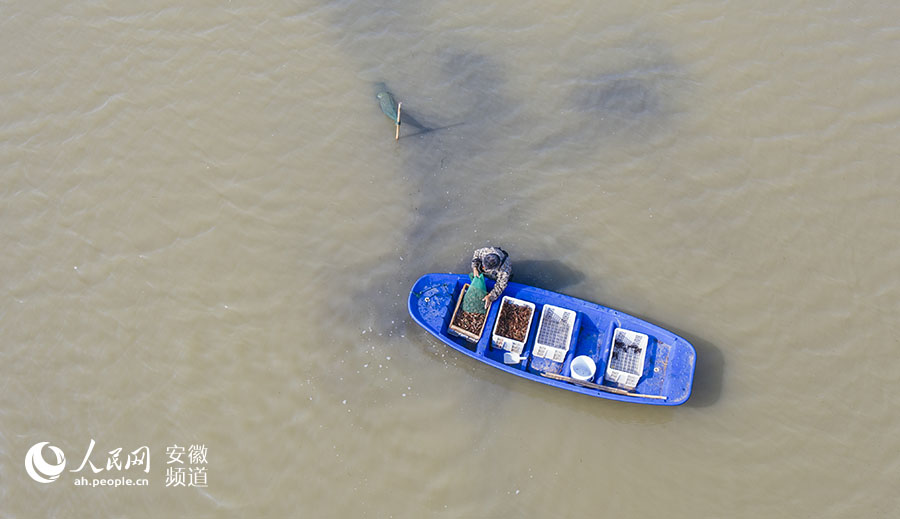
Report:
536,45,690,154
511,259,586,293
400,121,465,139
682,335,724,408
395,49,511,255
573,76,660,116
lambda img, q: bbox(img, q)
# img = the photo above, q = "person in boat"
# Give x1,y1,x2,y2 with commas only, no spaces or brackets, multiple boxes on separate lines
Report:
471,246,512,309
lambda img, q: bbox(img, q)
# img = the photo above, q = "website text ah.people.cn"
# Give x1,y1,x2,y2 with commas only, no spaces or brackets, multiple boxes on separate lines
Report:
73,475,150,487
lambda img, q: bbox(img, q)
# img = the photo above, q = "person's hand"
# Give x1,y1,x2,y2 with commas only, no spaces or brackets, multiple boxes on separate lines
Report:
472,266,480,277
483,295,492,309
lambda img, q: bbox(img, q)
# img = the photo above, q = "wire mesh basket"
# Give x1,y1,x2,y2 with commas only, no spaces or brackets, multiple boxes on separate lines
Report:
532,305,576,362
605,328,649,390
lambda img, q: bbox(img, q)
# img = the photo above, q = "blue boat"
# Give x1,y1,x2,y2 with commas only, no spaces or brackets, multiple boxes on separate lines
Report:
408,273,696,406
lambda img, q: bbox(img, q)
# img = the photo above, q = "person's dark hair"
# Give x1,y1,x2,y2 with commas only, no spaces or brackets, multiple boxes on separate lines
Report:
483,253,501,270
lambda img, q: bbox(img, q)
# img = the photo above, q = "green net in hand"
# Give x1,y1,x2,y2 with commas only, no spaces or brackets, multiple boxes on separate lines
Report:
462,273,488,314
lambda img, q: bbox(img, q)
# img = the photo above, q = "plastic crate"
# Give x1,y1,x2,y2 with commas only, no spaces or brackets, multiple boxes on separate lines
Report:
491,296,536,355
532,304,576,362
604,328,649,390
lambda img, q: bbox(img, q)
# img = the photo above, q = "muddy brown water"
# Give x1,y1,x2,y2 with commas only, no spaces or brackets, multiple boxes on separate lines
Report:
2,1,900,517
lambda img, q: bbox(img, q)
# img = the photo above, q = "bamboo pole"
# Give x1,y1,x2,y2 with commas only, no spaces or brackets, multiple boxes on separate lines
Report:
541,372,668,400
395,102,402,140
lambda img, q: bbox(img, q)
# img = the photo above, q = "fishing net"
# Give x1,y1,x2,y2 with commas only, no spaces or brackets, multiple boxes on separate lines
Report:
462,273,488,314
376,91,400,125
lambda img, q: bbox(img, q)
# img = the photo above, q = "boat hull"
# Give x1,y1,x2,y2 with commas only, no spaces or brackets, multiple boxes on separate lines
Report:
408,273,696,406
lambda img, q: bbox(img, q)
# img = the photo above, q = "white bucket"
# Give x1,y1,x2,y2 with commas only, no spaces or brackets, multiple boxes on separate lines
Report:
570,355,596,381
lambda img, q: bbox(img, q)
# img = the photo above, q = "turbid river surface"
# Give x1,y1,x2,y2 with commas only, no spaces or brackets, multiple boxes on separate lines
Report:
2,1,899,517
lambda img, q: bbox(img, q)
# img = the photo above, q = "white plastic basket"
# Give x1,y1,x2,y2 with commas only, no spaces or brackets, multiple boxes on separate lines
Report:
491,296,536,355
604,328,649,390
532,305,576,362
